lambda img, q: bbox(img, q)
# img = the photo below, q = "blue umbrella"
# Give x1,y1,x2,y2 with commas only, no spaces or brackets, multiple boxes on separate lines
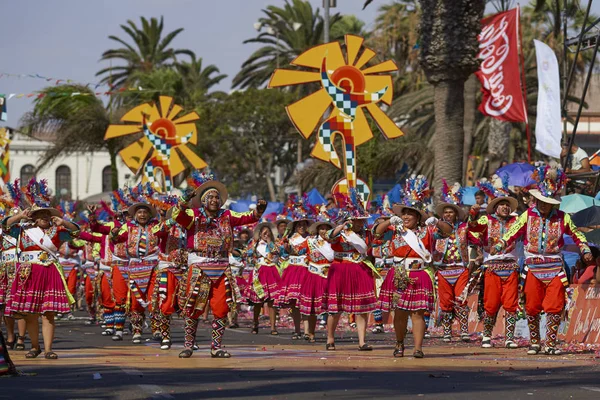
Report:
559,194,597,214
229,200,252,213
495,162,536,187
386,184,402,204
461,186,479,206
305,188,326,206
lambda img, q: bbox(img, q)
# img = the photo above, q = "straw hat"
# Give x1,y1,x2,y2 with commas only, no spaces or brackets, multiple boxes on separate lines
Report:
30,205,61,219
188,170,228,205
391,175,432,222
435,180,466,221
127,202,158,218
253,221,277,242
529,162,565,205
308,220,334,235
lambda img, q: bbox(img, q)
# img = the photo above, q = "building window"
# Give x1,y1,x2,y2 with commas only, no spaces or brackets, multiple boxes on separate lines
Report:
102,166,112,192
20,164,35,183
56,165,71,198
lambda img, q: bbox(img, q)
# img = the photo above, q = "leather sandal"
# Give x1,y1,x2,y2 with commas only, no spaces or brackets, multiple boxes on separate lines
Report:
291,332,302,340
15,336,26,351
178,349,193,358
211,349,231,358
270,330,279,336
251,325,259,334
413,350,425,358
393,341,405,358
25,348,42,359
358,344,373,351
326,343,336,351
45,351,58,360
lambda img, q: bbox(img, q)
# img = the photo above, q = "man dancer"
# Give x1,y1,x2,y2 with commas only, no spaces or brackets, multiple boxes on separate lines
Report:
468,181,520,348
173,172,266,358
493,162,593,355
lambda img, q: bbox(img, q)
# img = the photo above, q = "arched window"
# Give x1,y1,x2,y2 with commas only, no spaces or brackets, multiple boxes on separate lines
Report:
102,166,112,192
20,164,35,183
56,165,71,198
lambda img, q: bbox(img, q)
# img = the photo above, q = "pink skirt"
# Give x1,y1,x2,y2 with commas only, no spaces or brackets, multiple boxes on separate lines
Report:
378,268,435,312
275,264,308,307
298,271,327,316
6,262,71,315
242,265,281,304
236,276,248,295
322,261,377,314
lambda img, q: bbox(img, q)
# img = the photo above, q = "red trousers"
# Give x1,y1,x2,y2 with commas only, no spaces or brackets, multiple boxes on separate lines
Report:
183,272,229,320
84,276,95,308
66,268,78,296
112,265,145,313
483,270,519,316
437,268,470,312
99,273,115,309
524,272,565,316
147,269,179,316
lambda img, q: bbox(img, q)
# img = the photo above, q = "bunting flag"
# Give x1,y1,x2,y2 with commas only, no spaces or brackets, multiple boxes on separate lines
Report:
0,87,161,101
0,95,6,121
1,70,122,89
475,8,527,122
0,128,10,184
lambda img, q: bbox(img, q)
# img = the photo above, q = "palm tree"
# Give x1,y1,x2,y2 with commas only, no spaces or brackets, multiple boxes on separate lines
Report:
175,52,228,101
20,85,125,190
330,15,367,39
232,0,343,89
96,16,193,87
418,0,485,198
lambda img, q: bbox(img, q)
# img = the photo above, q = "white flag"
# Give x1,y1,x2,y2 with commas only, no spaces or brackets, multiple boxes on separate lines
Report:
534,40,561,158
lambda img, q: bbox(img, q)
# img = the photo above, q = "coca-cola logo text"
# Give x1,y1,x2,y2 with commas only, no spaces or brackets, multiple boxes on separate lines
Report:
478,16,514,117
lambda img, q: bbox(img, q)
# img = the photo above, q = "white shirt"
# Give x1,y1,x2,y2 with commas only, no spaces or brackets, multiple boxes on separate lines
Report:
569,147,589,171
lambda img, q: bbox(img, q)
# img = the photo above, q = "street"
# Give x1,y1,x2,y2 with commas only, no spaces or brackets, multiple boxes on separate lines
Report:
2,313,600,399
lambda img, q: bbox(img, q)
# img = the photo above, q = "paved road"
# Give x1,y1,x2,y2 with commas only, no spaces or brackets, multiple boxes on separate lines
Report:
2,313,600,399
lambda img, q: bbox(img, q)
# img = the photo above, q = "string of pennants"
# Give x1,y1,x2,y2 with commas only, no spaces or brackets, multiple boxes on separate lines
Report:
0,71,163,101
0,88,162,101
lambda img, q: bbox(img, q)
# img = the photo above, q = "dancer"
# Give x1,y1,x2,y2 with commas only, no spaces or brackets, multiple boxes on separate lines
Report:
493,162,592,355
433,181,471,342
173,172,265,358
112,202,160,344
244,222,282,336
376,176,448,358
4,201,79,360
298,217,334,342
323,192,378,351
469,179,520,348
277,205,313,339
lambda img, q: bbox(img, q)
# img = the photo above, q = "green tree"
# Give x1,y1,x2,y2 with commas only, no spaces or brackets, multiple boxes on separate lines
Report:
232,0,343,89
96,16,193,87
195,89,300,201
19,85,125,192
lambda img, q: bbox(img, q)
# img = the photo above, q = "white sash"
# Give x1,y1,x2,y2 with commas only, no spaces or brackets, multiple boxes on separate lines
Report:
341,231,367,255
308,237,334,262
256,242,269,258
24,226,59,259
289,234,306,247
399,228,432,263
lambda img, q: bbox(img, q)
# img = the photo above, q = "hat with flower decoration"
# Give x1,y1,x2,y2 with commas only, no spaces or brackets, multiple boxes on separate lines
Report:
529,161,566,205
435,179,466,221
187,170,228,205
286,193,316,231
477,175,519,214
332,188,370,220
17,178,61,218
392,175,431,222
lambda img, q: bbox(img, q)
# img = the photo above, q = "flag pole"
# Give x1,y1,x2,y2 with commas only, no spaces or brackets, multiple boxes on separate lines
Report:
517,5,532,163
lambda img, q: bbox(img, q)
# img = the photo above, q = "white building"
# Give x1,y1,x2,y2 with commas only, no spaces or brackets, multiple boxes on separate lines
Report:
6,130,134,200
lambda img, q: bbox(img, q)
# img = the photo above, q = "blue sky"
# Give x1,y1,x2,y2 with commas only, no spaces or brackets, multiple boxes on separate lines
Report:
1,0,598,126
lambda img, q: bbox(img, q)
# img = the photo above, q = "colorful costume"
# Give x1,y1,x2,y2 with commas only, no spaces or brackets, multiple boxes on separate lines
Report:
173,204,258,356
276,232,309,308
4,223,78,316
379,226,435,313
298,234,333,316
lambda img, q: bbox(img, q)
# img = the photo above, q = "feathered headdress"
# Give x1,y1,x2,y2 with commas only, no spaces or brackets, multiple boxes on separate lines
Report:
332,188,370,221
440,179,464,205
22,178,51,207
401,175,431,209
529,161,566,205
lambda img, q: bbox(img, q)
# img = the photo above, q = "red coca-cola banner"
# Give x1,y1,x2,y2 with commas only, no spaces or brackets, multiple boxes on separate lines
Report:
476,9,527,122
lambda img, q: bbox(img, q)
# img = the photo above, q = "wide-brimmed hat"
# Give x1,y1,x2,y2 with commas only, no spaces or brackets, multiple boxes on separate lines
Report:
253,221,277,242
30,206,61,219
477,176,519,214
187,170,228,205
287,218,313,232
128,202,158,218
275,215,291,225
436,179,466,221
308,220,334,235
392,175,431,223
435,202,466,222
332,190,370,220
393,204,428,223
529,161,566,205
